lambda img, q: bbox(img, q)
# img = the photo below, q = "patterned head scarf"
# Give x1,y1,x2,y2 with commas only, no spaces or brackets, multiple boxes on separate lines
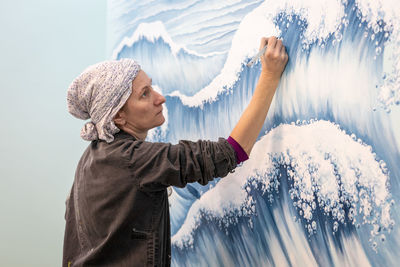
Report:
67,58,141,143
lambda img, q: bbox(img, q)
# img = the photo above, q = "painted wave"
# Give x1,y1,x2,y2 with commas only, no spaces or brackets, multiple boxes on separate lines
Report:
171,120,394,266
108,0,263,55
112,21,227,96
108,0,400,266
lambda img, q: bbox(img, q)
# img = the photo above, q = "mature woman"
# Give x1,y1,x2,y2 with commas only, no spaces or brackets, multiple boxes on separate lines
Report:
63,37,288,266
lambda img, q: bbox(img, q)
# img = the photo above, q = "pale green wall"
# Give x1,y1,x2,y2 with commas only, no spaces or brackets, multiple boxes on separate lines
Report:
0,1,106,266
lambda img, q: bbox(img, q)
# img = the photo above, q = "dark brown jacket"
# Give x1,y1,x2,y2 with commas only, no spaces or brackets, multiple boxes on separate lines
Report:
63,130,237,266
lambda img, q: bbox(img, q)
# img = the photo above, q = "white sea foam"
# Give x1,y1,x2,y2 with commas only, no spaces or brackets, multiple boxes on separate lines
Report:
171,120,393,248
352,0,400,111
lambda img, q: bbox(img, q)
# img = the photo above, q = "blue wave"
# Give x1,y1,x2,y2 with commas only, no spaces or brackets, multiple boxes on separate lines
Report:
170,120,394,266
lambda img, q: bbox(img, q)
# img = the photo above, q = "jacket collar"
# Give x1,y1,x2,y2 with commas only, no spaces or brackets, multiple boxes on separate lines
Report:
113,129,137,141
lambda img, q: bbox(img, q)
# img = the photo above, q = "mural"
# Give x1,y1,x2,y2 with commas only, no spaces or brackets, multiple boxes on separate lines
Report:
108,0,400,266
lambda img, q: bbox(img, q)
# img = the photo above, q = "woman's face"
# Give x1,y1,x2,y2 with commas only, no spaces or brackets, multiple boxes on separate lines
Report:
117,70,166,133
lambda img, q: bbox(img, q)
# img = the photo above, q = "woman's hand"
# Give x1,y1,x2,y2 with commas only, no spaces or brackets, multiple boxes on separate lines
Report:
260,37,288,81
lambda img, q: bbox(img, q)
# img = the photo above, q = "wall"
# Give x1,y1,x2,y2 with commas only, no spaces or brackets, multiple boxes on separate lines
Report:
0,1,106,266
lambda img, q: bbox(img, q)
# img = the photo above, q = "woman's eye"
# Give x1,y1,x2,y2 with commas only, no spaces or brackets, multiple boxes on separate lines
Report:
141,89,149,98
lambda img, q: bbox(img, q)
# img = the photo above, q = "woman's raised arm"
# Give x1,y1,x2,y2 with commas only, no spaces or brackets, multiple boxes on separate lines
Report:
230,36,288,156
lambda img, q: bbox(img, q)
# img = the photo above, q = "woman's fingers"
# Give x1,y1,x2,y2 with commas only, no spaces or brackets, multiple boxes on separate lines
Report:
275,39,283,57
281,45,288,62
259,37,268,51
266,36,277,53
260,36,288,79
280,42,285,53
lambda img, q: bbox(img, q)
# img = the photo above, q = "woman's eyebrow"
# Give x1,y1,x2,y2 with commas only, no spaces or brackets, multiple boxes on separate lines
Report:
138,83,151,95
137,78,152,95
138,86,146,94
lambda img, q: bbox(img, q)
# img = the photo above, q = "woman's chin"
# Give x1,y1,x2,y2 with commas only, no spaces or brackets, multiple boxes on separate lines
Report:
154,116,165,127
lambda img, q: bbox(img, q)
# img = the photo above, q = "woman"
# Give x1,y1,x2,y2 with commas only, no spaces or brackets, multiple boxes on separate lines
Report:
63,37,288,266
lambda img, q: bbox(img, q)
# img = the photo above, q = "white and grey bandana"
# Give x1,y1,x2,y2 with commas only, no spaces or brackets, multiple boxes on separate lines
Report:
67,58,141,143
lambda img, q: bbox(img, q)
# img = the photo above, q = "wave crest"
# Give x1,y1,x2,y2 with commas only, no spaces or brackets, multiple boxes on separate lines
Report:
172,120,394,249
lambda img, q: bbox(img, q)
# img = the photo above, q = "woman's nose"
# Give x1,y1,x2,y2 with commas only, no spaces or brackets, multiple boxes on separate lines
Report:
154,91,166,105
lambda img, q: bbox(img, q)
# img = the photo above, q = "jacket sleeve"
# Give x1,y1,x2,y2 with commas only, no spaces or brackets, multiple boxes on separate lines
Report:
121,138,237,192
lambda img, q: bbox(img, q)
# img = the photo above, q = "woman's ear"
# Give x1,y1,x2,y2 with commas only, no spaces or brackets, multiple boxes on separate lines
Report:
113,110,126,127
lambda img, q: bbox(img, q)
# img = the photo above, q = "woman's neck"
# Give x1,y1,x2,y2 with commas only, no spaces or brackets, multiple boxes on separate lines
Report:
120,125,147,141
